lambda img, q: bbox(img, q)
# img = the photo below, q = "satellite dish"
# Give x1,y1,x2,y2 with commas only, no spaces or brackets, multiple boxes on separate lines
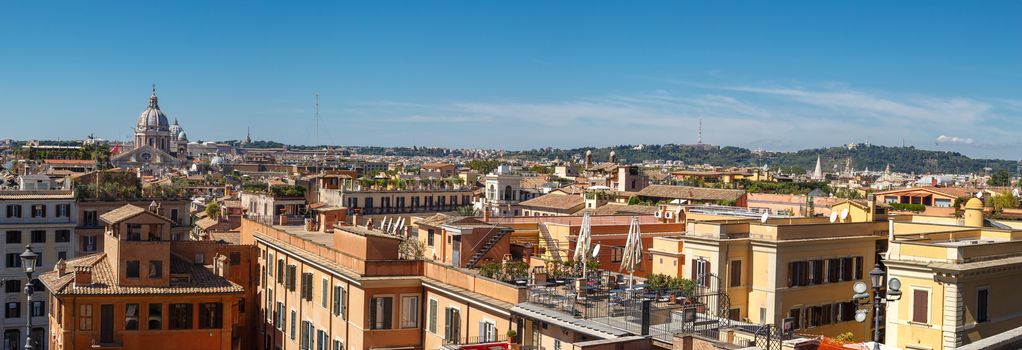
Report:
976,191,983,199
592,244,601,258
840,208,849,221
760,212,769,223
829,212,838,223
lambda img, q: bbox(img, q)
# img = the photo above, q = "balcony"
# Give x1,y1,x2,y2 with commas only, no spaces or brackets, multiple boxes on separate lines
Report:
442,335,509,350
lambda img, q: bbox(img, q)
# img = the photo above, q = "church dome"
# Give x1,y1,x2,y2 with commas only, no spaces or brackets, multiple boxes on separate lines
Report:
169,118,183,136
137,91,170,132
178,131,188,141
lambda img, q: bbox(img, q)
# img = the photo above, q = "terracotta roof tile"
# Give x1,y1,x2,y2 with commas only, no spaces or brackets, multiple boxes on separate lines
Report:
39,253,243,296
519,194,585,211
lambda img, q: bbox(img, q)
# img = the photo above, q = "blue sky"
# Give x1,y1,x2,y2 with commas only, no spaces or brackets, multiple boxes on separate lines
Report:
1,1,1020,159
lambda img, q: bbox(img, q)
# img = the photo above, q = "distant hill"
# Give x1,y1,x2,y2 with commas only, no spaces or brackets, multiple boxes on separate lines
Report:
508,144,1018,174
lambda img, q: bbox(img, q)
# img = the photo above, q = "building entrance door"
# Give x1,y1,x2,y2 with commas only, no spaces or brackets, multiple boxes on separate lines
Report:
101,304,114,344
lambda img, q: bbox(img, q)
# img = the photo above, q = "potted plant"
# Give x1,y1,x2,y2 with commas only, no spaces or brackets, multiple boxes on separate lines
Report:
507,329,520,349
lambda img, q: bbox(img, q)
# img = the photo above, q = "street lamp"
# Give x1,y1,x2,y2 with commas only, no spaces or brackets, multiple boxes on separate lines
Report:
852,263,902,350
20,246,38,350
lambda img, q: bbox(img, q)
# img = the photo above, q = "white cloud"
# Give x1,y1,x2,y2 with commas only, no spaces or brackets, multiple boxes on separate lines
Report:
936,135,975,145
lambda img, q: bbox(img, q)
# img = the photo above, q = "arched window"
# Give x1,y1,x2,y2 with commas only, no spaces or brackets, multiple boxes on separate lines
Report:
487,185,496,200
504,185,514,201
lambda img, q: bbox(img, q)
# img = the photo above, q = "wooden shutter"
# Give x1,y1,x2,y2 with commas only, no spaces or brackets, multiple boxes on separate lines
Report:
691,259,698,280
913,289,928,323
370,299,378,329
703,261,711,287
854,256,863,279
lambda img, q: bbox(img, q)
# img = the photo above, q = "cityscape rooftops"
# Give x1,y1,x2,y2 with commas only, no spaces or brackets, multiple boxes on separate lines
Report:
39,253,244,296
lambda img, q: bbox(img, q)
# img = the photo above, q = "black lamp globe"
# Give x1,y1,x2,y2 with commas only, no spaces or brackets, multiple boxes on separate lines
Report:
20,246,37,274
869,263,885,288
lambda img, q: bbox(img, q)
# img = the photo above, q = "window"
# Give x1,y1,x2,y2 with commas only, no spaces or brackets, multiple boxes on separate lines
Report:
788,261,809,287
30,230,45,243
427,229,435,247
317,330,328,350
479,321,496,342
83,210,97,226
127,224,142,241
428,299,438,333
332,339,343,350
444,307,460,342
729,260,742,287
321,278,329,308
301,272,315,301
5,231,21,244
809,260,824,285
554,339,561,350
4,280,19,293
58,251,67,261
821,304,833,325
199,303,223,329
30,204,46,218
148,304,162,330
788,307,801,330
169,303,193,329
276,302,285,330
977,288,989,323
79,304,93,330
170,209,179,224
290,310,297,340
611,247,623,263
370,297,393,329
82,236,97,252
57,204,71,218
401,296,418,328
854,256,864,280
692,258,711,286
4,302,19,319
5,254,20,268
912,289,929,323
127,260,140,278
30,301,43,317
55,230,70,243
300,320,314,350
267,253,274,277
149,261,163,278
287,265,297,291
277,260,285,285
6,205,21,218
125,304,139,330
332,286,345,317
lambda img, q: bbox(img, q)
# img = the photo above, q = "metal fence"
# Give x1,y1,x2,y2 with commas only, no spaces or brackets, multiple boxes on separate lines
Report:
525,273,733,343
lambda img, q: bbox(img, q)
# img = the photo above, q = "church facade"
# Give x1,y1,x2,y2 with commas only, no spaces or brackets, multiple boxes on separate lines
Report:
111,88,190,170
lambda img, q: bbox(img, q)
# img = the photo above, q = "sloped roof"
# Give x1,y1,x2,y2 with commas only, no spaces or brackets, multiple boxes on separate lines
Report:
636,185,745,201
39,253,244,296
99,205,147,224
584,204,659,216
195,217,219,230
519,194,585,211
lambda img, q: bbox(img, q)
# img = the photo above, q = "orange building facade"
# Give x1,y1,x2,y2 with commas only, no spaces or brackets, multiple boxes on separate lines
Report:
41,204,255,350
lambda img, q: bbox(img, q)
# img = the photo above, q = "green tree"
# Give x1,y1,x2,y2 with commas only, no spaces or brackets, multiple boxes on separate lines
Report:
465,159,502,174
990,193,1020,212
205,203,222,219
989,169,1012,187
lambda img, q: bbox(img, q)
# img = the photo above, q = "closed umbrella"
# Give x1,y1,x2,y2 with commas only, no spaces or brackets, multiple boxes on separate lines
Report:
573,212,592,279
620,216,644,288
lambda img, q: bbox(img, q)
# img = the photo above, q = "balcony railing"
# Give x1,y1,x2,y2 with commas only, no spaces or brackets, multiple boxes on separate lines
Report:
442,335,508,346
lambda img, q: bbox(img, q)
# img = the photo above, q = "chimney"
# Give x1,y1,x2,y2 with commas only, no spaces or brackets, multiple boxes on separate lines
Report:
482,208,490,221
74,266,93,286
55,259,67,276
351,212,360,227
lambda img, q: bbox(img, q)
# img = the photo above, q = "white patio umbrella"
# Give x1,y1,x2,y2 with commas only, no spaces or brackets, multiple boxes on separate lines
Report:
572,212,593,279
620,216,644,288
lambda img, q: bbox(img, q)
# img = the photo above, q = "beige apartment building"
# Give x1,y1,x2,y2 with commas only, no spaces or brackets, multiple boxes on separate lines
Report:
885,198,1022,350
241,217,525,350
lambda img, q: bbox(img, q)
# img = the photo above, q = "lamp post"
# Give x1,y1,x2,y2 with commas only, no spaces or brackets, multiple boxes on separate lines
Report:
852,263,902,350
20,246,38,350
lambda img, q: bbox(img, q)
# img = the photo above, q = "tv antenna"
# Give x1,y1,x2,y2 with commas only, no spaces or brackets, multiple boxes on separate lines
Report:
315,93,320,147
697,118,703,145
